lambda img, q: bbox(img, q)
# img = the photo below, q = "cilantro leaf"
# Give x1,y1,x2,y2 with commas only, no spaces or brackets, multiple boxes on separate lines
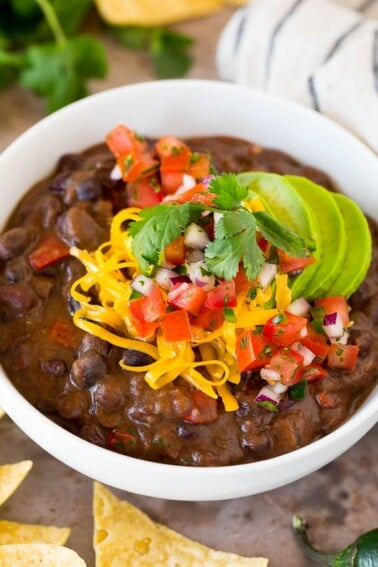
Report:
20,35,107,113
109,25,150,50
205,210,265,280
208,173,248,210
0,47,25,88
129,203,203,274
253,210,307,257
149,28,193,79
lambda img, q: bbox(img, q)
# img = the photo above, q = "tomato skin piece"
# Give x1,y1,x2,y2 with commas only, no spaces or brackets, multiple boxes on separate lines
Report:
277,249,315,273
160,149,191,172
191,307,225,332
315,296,350,327
268,348,304,385
168,282,206,316
263,312,308,347
141,285,167,322
126,177,163,208
117,152,159,183
160,170,185,194
155,136,189,159
300,337,330,363
234,266,252,293
302,364,328,382
129,298,159,338
176,183,215,207
163,236,186,265
183,391,218,424
205,280,237,309
327,343,359,370
236,330,273,372
306,323,328,345
29,233,70,270
48,318,80,349
105,124,147,157
188,153,210,179
160,309,192,342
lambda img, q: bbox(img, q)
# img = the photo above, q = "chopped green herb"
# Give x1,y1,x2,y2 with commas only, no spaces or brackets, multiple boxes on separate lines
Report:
240,336,248,349
289,381,307,401
224,308,237,322
257,400,279,412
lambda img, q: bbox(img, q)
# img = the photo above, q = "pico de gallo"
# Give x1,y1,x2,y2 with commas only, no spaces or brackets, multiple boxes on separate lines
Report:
69,124,361,415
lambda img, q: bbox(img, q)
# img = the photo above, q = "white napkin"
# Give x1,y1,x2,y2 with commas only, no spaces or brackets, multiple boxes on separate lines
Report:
216,0,378,152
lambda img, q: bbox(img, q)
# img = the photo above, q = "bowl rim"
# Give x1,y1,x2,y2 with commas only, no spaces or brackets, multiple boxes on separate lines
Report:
0,79,377,500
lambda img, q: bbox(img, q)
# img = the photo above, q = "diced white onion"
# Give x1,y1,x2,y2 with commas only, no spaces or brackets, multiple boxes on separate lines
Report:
290,341,315,366
181,173,196,191
287,297,311,317
184,223,210,249
260,368,281,382
255,385,282,406
271,382,288,395
299,326,308,338
186,260,215,291
257,263,277,288
322,312,344,338
154,268,177,290
331,331,350,345
110,164,122,180
131,275,155,296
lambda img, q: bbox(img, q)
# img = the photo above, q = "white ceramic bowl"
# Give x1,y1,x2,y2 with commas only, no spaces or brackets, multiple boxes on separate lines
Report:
0,80,377,501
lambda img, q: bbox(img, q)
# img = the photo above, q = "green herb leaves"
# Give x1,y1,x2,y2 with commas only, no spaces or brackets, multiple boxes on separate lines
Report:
128,173,307,280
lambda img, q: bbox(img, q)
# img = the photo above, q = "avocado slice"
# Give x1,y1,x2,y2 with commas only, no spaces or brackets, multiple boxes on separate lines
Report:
327,192,372,297
286,176,347,300
238,172,320,298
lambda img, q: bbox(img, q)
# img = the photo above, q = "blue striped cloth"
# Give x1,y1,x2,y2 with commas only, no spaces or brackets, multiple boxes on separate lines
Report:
217,0,378,152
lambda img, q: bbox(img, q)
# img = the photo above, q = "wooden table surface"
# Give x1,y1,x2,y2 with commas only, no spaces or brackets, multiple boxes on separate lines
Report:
0,7,377,566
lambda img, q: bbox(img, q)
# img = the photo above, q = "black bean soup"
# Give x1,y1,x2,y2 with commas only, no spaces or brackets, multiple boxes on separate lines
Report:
0,136,376,466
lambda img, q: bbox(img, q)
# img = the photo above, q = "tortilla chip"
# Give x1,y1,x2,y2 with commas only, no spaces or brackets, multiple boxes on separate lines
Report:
0,407,5,419
0,544,86,566
93,483,268,566
0,461,32,508
95,0,248,26
0,520,70,546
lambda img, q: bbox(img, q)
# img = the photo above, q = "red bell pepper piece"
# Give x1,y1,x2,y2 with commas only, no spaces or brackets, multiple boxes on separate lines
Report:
29,233,70,270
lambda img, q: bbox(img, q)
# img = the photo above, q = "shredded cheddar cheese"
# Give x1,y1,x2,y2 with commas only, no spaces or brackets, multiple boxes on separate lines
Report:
69,206,287,412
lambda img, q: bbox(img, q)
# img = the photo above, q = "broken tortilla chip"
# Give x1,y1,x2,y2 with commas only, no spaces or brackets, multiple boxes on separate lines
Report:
0,408,5,419
0,461,32,508
95,0,248,27
0,520,70,546
0,544,86,566
93,483,268,566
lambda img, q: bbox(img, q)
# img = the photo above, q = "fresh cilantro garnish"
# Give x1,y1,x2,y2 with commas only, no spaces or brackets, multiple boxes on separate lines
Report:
128,173,307,281
111,25,194,79
208,173,248,210
128,203,203,274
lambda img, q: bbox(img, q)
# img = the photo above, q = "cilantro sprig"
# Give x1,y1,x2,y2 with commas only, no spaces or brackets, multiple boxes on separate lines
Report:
128,173,308,281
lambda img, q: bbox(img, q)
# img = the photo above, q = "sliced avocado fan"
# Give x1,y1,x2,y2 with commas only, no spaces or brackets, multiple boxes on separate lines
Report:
327,192,372,297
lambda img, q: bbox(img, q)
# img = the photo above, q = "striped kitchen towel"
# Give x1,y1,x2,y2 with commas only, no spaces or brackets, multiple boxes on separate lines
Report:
216,0,378,152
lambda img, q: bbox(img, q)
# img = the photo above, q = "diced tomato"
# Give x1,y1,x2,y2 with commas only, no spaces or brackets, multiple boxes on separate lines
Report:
126,177,163,208
234,266,252,293
183,390,218,424
176,183,215,206
141,285,167,322
117,152,159,183
160,170,185,194
160,309,192,342
191,307,225,332
315,296,350,327
263,312,308,347
188,153,210,179
129,298,159,338
107,429,135,450
105,124,147,157
155,136,189,159
160,149,191,172
316,391,337,409
163,236,186,265
48,318,80,349
277,249,315,273
302,364,328,382
268,348,304,386
168,282,206,316
306,323,328,345
29,233,70,270
257,234,269,254
236,330,273,372
205,280,237,309
301,337,330,363
327,343,359,370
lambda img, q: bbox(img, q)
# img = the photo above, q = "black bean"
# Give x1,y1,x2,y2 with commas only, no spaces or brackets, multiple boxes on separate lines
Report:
67,296,81,316
56,207,107,250
32,276,55,299
79,334,110,357
56,153,83,173
49,171,71,195
122,348,155,367
0,284,35,312
41,196,63,227
76,177,103,201
41,359,67,376
177,424,197,440
80,423,106,447
0,227,35,261
56,390,88,420
92,376,125,411
70,352,106,388
4,257,32,283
